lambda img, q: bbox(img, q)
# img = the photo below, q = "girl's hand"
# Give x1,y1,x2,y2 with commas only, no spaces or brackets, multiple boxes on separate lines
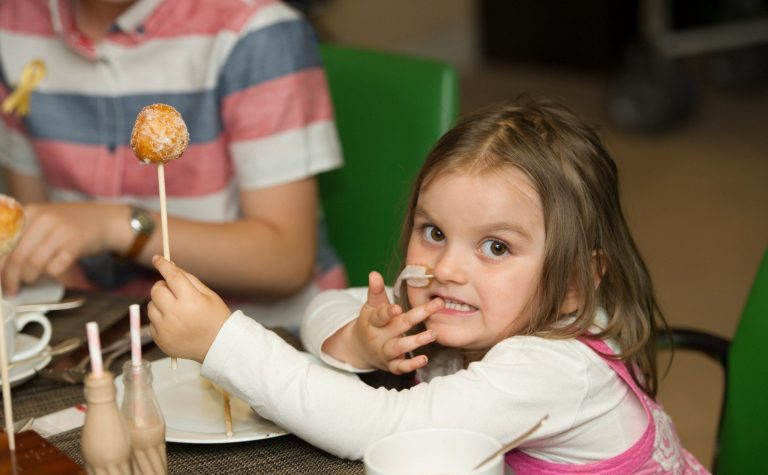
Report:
349,272,443,374
148,255,231,363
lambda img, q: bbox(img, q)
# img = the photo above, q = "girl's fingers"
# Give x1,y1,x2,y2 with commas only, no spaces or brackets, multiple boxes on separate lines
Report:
365,271,390,309
152,255,195,300
149,279,176,311
395,298,443,333
183,270,214,295
382,330,436,360
387,354,429,375
368,303,402,328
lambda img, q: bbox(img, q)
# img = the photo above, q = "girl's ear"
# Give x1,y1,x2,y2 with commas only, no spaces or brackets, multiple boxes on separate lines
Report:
560,251,605,314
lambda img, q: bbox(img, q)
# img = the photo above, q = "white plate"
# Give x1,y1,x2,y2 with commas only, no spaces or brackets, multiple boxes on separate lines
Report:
0,334,52,387
116,353,357,444
5,279,65,310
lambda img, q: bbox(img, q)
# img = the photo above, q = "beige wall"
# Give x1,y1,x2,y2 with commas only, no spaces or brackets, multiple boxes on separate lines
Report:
319,0,480,70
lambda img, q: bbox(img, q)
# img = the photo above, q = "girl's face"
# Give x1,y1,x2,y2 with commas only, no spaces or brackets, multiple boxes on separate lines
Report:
406,168,546,350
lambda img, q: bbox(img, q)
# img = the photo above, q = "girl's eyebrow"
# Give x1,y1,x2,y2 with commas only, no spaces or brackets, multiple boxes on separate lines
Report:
480,222,533,242
413,207,431,221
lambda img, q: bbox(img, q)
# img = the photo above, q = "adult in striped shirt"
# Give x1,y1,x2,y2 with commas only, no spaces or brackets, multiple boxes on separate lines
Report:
0,0,345,329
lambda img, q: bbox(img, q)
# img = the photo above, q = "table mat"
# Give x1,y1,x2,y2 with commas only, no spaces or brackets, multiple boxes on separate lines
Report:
48,291,143,344
50,432,364,475
6,291,367,474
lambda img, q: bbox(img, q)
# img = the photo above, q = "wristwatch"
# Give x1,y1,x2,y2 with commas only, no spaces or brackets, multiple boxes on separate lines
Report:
118,206,155,261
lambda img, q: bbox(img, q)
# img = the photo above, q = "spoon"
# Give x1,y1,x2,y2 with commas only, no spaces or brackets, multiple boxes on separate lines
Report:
14,296,87,313
8,337,83,370
472,414,549,471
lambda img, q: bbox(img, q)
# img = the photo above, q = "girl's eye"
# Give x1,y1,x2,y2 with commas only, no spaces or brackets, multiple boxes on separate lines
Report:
481,239,509,258
422,225,445,243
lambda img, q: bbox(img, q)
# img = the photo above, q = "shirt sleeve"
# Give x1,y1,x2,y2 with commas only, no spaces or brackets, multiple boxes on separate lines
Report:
300,286,394,373
219,5,342,190
203,311,590,460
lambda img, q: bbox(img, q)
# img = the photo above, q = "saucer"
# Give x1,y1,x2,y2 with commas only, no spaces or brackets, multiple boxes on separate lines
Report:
6,280,65,312
0,334,52,388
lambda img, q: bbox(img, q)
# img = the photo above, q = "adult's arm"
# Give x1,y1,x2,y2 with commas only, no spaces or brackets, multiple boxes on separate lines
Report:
1,168,317,297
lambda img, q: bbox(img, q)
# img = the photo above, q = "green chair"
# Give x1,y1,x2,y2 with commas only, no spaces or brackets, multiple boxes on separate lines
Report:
658,245,768,473
318,44,459,286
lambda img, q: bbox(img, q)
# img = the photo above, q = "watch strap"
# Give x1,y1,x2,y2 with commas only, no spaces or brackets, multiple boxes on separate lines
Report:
117,207,155,262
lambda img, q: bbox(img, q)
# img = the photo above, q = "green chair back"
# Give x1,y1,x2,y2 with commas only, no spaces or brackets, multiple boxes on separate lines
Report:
318,44,459,286
716,246,768,473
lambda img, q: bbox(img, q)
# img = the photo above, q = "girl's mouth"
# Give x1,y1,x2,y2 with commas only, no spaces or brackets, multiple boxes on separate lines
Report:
433,295,478,314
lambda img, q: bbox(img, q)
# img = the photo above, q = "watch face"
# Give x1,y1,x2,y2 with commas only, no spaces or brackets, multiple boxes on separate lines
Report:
131,208,155,235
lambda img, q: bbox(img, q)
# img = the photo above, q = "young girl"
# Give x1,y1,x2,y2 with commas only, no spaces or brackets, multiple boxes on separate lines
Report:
148,97,707,473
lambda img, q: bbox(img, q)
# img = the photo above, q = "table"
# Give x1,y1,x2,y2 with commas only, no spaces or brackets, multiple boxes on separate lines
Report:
7,291,367,474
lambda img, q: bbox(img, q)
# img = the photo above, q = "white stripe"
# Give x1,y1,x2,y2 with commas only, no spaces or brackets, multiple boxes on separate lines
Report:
49,181,241,222
0,2,299,96
0,127,41,176
231,120,342,189
0,32,228,94
242,2,300,34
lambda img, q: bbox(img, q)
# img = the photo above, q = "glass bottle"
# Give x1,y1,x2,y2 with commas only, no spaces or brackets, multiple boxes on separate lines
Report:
121,360,167,475
81,371,132,475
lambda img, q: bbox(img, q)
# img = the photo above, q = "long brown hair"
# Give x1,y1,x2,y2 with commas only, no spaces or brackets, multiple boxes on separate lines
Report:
397,95,667,398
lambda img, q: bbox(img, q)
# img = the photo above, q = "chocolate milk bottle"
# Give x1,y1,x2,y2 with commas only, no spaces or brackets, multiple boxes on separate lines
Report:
81,371,132,475
121,360,167,475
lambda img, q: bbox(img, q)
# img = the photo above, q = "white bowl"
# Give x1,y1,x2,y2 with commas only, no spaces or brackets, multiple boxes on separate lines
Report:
364,428,504,475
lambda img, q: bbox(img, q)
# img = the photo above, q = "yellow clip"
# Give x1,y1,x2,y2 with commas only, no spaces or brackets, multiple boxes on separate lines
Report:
1,59,47,117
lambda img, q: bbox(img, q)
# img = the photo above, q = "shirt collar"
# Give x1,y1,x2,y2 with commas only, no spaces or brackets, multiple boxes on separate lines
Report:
114,0,164,34
50,0,164,37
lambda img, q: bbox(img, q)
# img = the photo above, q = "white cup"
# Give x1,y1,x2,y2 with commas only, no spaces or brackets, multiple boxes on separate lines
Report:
364,428,504,475
1,299,52,363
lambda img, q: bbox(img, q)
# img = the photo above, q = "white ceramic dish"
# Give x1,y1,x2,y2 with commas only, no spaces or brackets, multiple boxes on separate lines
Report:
0,334,52,387
115,353,357,444
6,280,66,311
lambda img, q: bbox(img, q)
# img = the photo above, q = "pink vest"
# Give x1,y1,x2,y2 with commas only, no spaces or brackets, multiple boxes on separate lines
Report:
505,338,710,474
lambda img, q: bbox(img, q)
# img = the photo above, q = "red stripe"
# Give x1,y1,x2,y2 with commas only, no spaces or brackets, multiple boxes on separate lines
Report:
315,265,348,290
142,0,273,38
34,138,233,197
0,0,276,39
0,0,56,35
222,68,334,142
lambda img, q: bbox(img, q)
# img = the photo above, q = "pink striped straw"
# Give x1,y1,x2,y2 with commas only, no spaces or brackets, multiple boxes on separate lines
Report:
129,304,142,366
85,322,103,377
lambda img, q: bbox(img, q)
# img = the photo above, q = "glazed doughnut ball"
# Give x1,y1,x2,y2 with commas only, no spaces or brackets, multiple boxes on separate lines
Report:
130,103,189,164
0,194,24,257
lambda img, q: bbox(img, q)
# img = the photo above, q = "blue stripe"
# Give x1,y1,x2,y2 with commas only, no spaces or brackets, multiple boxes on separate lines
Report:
24,90,221,145
219,19,322,96
16,18,321,147
0,64,7,90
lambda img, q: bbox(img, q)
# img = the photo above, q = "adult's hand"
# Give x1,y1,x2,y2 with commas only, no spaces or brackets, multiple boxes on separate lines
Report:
0,202,127,294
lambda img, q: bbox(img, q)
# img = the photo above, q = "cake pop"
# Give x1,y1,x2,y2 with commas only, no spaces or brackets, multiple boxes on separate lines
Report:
130,103,189,164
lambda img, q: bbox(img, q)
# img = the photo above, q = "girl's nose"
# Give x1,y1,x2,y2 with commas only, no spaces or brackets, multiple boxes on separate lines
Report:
432,246,468,285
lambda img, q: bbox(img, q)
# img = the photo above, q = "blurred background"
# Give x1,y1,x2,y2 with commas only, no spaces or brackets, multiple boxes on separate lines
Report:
294,0,768,469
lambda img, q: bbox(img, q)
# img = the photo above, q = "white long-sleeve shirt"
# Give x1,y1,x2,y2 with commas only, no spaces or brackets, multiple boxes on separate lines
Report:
202,287,646,462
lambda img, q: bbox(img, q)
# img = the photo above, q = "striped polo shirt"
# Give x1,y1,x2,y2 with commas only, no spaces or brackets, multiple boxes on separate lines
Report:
0,0,346,324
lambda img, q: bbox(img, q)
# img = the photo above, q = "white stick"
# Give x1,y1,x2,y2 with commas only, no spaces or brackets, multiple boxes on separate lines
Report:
0,282,16,450
86,322,103,377
157,163,170,261
222,390,233,437
157,164,178,370
129,304,142,367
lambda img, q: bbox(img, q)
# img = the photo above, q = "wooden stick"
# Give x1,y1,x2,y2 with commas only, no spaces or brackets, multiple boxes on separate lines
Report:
222,390,233,437
0,283,16,450
157,164,170,261
157,164,178,370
